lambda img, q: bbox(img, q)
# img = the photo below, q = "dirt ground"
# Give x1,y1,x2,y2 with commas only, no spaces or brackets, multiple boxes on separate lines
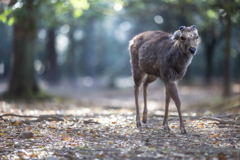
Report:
0,81,240,159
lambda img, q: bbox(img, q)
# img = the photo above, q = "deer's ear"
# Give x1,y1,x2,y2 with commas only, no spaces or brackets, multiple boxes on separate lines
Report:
171,30,181,40
179,26,185,31
191,25,197,29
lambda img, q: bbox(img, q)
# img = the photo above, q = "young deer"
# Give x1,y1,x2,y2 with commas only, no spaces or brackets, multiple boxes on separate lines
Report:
129,25,199,134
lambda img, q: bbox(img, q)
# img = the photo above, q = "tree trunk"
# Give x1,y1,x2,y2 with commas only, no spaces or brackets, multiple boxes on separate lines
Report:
45,27,60,83
66,29,76,79
205,40,216,85
7,0,39,98
83,21,95,77
223,14,232,98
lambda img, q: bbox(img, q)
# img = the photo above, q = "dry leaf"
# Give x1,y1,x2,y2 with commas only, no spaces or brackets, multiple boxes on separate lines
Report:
112,121,117,124
12,121,20,126
109,141,113,144
212,134,219,138
71,143,78,146
212,140,218,144
0,133,5,136
30,153,38,158
33,131,40,134
223,135,228,138
61,137,68,141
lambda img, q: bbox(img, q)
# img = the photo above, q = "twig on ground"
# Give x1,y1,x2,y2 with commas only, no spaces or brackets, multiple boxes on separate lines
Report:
216,114,240,118
200,116,240,125
0,113,65,122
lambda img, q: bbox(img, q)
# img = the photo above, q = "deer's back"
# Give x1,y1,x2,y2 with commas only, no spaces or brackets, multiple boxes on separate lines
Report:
130,31,174,77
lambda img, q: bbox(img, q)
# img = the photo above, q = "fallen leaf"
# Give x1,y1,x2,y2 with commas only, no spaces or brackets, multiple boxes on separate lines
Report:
186,120,190,123
212,140,218,144
112,121,117,124
212,134,219,138
71,143,78,146
218,152,227,160
12,121,20,126
33,131,40,134
30,153,38,158
61,137,69,141
120,144,125,147
223,135,228,138
109,141,113,144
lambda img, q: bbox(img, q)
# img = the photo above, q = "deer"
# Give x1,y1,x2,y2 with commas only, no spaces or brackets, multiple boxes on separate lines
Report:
129,25,199,134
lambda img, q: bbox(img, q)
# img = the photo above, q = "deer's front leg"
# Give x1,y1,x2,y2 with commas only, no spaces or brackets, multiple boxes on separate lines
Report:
163,89,171,131
165,81,187,134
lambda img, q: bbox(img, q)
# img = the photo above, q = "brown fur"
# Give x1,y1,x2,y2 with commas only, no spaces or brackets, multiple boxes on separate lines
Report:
129,26,199,134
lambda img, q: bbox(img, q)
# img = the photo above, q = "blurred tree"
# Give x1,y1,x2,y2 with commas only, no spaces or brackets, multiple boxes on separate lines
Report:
214,0,240,97
6,0,39,98
0,0,90,99
192,2,221,85
46,27,60,83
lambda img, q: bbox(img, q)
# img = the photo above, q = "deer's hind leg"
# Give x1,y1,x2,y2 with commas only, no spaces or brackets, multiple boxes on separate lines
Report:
132,67,145,129
142,75,157,124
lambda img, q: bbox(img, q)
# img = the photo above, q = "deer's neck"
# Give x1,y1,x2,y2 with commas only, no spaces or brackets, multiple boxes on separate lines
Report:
170,42,193,74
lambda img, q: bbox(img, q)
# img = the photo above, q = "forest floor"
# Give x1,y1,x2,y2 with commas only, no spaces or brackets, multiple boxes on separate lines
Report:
0,81,240,159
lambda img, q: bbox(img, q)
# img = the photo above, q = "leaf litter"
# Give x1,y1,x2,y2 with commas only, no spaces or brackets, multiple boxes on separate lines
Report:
0,100,240,159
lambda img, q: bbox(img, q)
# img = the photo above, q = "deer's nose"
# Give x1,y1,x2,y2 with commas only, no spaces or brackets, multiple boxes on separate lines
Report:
189,47,196,54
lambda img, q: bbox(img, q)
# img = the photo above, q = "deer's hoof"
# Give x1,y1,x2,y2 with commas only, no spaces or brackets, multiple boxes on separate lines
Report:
142,118,147,124
164,125,171,132
137,122,142,129
180,128,188,134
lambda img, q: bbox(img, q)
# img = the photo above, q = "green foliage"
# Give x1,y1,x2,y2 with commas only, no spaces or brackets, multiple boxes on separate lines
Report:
0,7,13,25
0,0,91,27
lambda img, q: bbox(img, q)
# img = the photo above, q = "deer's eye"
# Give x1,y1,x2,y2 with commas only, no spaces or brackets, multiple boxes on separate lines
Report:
180,36,186,41
196,36,199,39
